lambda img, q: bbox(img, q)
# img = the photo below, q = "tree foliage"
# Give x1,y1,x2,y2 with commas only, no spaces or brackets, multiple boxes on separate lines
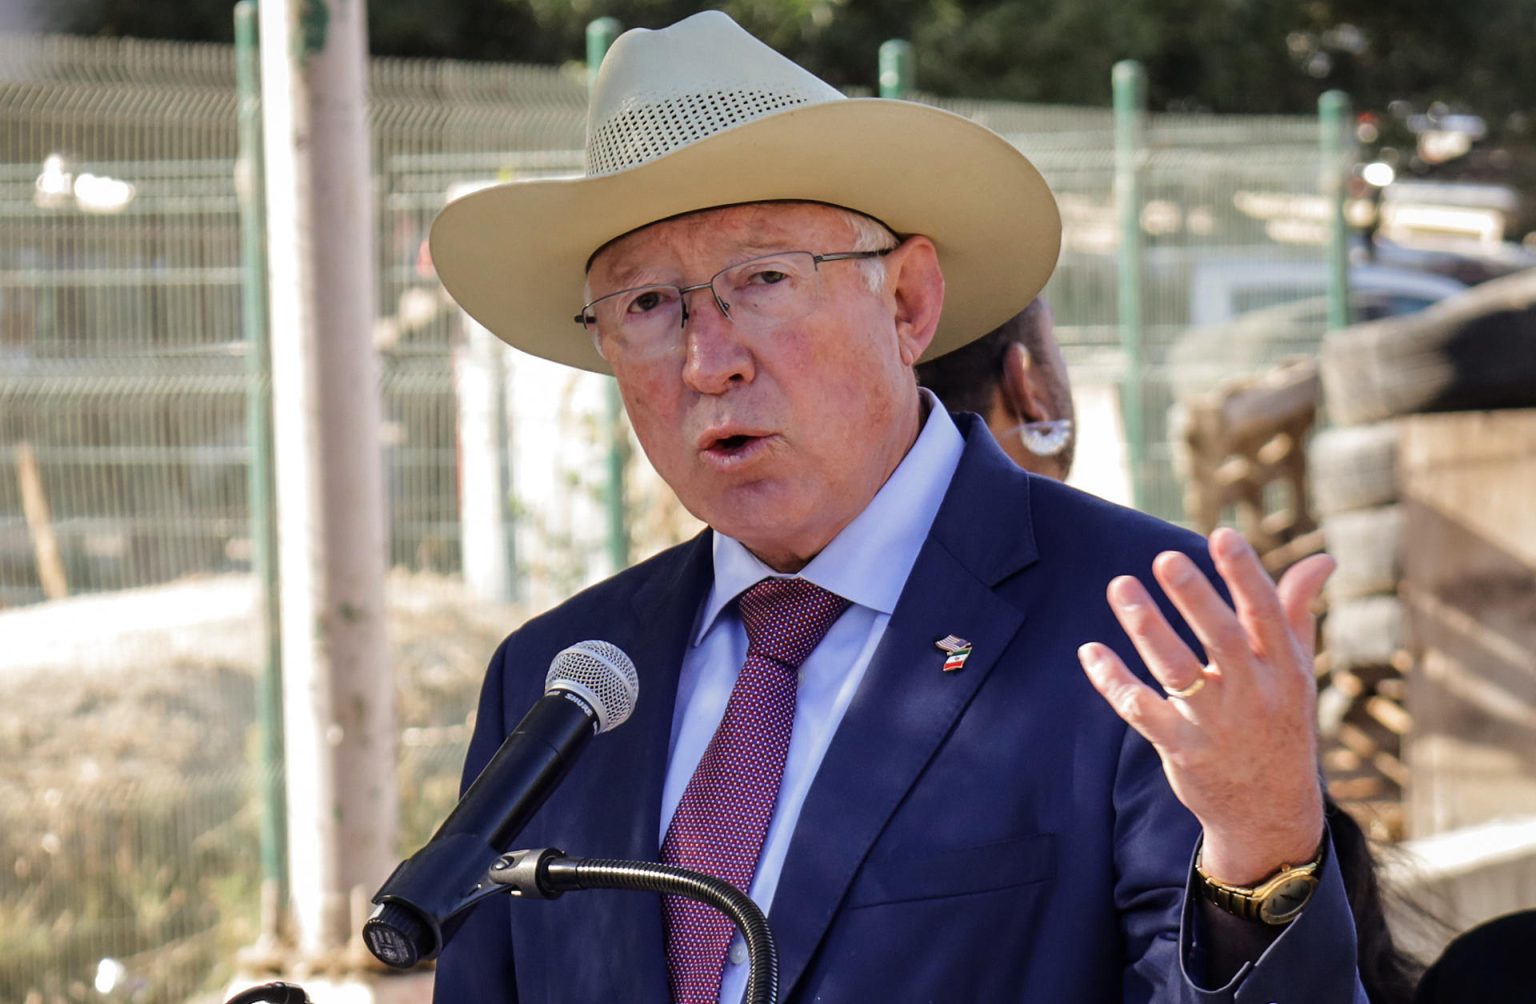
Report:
40,0,1536,137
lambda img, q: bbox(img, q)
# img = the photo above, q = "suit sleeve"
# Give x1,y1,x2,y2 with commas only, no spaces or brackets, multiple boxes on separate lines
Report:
1177,829,1369,1004
1111,702,1202,1001
432,636,519,1004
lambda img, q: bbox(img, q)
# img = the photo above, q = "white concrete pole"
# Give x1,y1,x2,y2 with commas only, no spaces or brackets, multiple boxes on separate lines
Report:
258,0,396,957
455,315,514,603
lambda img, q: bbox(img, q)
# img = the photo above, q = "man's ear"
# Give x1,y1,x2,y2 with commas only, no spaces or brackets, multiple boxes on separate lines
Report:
1000,340,1051,424
887,236,945,366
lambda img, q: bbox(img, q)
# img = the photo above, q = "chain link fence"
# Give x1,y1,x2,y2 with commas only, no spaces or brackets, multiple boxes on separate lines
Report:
0,31,1331,1002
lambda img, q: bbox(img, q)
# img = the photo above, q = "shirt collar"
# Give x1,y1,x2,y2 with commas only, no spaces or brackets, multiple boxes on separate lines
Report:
696,389,965,643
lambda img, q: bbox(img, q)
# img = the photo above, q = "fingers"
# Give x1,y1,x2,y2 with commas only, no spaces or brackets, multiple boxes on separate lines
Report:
1149,548,1256,697
1275,552,1336,658
1093,534,1331,732
1207,527,1297,665
1105,575,1209,696
1077,642,1181,748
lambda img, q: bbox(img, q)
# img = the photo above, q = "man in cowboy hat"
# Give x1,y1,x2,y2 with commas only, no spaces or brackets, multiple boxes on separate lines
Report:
430,12,1363,1003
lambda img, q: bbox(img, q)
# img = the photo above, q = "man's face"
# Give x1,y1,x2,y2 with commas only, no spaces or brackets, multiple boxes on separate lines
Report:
586,202,940,571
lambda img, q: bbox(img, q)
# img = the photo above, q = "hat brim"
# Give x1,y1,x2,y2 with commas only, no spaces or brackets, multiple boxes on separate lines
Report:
429,99,1061,374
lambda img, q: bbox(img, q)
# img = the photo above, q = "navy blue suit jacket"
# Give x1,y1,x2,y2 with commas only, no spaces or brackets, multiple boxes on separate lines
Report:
434,415,1361,1002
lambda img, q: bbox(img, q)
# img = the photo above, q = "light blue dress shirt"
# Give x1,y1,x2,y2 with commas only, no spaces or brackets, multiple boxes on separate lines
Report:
659,391,965,1003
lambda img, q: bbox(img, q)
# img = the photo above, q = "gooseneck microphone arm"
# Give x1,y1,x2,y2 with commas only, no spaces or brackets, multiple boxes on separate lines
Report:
232,851,779,1004
489,848,779,1004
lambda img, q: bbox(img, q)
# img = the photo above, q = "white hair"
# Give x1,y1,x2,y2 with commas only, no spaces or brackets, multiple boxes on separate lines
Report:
831,206,900,292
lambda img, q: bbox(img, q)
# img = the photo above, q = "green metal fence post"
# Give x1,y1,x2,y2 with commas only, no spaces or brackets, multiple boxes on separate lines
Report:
1320,90,1353,332
234,0,287,934
587,17,630,573
879,40,913,99
1113,59,1148,511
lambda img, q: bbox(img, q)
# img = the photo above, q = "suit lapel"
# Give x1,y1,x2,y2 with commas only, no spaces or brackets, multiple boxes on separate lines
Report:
538,532,713,1001
606,531,715,862
768,420,1041,998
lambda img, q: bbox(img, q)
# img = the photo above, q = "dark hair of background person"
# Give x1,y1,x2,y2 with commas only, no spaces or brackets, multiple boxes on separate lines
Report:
1413,908,1536,1003
1328,797,1425,1002
916,298,1076,476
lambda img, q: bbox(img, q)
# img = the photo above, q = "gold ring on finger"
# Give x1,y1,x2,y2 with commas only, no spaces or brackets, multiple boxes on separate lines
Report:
1164,675,1207,700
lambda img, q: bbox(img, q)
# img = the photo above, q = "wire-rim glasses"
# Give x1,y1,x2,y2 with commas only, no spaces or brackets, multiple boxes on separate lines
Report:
574,248,892,356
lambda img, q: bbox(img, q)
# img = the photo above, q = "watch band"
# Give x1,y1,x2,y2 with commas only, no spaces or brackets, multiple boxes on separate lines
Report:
1195,837,1327,926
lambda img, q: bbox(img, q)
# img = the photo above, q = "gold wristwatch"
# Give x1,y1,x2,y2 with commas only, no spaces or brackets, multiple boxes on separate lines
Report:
1195,838,1326,926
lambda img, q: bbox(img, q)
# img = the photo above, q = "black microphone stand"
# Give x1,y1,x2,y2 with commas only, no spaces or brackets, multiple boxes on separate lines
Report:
487,848,779,1004
361,847,778,1004
229,852,780,1004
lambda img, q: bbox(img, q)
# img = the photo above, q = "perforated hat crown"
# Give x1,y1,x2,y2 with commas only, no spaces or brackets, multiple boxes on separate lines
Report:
585,12,845,176
429,11,1062,374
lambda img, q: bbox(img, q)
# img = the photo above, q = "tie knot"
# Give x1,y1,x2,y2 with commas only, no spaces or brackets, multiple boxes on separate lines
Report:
737,578,850,670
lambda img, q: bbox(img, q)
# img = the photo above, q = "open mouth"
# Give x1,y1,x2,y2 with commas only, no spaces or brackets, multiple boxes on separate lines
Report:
700,430,772,467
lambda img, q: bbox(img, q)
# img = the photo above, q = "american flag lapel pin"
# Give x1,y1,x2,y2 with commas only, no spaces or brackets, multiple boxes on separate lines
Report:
935,634,973,672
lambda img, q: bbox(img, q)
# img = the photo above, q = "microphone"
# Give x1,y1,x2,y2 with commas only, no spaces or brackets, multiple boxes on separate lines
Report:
363,640,639,968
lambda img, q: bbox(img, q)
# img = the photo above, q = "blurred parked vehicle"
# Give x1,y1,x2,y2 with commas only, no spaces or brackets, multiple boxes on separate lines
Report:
1367,236,1536,288
1187,259,1468,330
1171,262,1468,399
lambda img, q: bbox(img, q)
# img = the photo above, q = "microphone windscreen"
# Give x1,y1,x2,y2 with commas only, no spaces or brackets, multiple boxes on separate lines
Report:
546,640,639,734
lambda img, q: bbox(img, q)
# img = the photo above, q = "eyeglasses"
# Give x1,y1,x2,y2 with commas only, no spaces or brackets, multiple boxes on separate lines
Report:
575,248,893,357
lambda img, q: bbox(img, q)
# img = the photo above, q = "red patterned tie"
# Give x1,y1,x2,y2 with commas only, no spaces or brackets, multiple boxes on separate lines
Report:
661,577,851,1003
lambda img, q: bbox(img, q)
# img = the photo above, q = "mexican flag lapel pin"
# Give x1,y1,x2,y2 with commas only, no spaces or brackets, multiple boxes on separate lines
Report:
935,634,973,672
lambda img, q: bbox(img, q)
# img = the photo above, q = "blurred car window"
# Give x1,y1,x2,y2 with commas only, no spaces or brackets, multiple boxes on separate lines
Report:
1170,265,1468,400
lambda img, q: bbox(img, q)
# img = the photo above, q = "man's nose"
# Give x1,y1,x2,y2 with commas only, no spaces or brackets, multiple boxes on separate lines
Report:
682,288,753,392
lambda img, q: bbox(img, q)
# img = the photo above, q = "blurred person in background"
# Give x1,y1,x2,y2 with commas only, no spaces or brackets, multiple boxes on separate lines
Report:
916,297,1074,481
1414,909,1535,1003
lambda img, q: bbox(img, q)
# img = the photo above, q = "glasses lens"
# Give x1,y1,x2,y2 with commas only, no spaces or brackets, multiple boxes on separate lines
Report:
714,252,820,326
582,250,837,356
585,283,683,344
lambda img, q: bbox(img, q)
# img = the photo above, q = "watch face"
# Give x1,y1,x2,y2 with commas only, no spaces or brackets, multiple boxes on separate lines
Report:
1258,874,1320,925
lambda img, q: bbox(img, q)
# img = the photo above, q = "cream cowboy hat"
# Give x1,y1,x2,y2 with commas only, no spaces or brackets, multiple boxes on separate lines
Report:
429,10,1061,374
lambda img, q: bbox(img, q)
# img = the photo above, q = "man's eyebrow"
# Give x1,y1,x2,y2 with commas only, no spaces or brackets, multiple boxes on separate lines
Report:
596,240,804,289
595,261,661,288
733,237,798,256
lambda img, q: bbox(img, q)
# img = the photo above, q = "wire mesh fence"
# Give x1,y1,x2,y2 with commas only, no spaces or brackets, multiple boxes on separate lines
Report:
0,29,1334,1002
910,92,1334,516
0,34,594,610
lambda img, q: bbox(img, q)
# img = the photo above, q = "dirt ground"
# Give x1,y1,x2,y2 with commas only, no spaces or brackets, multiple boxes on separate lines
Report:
0,572,523,1004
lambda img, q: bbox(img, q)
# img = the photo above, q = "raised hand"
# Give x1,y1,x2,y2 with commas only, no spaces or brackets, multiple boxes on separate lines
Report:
1077,527,1335,884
